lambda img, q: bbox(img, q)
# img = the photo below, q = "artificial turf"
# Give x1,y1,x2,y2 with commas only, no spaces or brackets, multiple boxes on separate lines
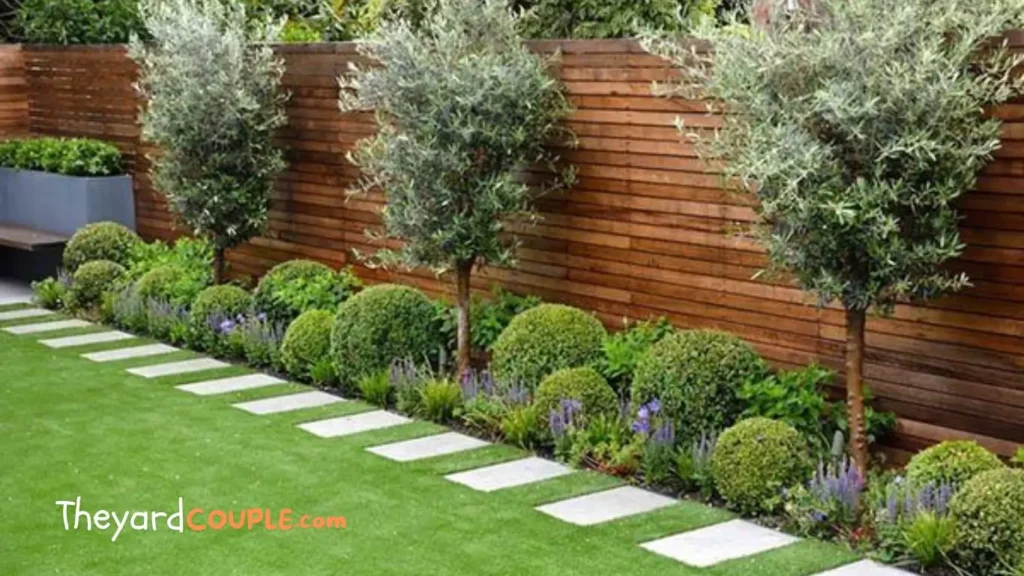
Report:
0,304,860,575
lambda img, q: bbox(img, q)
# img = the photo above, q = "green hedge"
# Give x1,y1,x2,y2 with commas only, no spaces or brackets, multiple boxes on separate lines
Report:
281,309,335,381
13,0,143,45
63,221,140,273
535,367,618,426
253,259,361,325
0,138,124,176
950,467,1024,574
630,329,767,440
330,284,438,387
905,440,1004,489
490,304,606,389
712,417,810,515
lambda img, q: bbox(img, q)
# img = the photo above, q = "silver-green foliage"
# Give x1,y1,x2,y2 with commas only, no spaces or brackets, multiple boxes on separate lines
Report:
130,0,288,253
645,0,1024,313
339,0,573,273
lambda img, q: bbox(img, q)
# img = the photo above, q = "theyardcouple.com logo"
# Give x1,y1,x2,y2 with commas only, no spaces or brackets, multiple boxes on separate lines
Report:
56,497,347,542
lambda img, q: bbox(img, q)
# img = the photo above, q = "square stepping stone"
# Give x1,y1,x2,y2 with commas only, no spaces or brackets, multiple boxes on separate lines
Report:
233,391,343,415
0,307,52,321
812,560,914,576
536,486,677,526
640,519,799,567
177,373,286,396
3,319,91,334
40,331,135,349
298,410,411,438
367,432,489,462
83,343,177,362
127,358,228,379
445,457,572,492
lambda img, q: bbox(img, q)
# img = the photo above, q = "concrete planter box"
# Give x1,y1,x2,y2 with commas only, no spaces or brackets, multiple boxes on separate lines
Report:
0,167,135,236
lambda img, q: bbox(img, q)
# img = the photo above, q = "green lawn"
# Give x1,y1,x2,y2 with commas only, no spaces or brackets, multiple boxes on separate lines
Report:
0,303,858,575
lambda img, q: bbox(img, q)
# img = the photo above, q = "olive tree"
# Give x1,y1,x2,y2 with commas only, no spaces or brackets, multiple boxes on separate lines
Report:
339,0,573,375
130,0,288,283
646,0,1024,475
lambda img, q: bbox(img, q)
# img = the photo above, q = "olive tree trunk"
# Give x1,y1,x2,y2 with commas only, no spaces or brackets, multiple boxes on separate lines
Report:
845,307,869,477
213,247,226,285
455,260,474,377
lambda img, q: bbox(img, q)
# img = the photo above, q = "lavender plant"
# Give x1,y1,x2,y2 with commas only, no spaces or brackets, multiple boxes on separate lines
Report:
237,314,286,369
145,297,190,344
458,368,532,439
783,458,864,539
677,433,717,498
873,476,957,567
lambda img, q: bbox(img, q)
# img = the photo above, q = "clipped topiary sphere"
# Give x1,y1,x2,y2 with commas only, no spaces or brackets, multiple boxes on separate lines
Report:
253,259,361,325
905,440,1004,489
630,329,767,439
189,284,252,332
62,221,139,272
535,367,619,425
490,304,606,389
330,284,438,386
712,417,810,515
950,467,1024,574
281,309,334,380
136,265,180,300
69,259,125,310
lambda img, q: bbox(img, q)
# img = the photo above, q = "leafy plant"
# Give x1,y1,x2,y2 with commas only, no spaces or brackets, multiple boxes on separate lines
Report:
593,317,673,393
130,0,287,283
126,237,214,282
500,404,544,450
902,512,957,569
253,260,361,325
433,287,541,357
358,371,392,408
490,304,606,390
339,0,573,373
565,412,641,476
457,369,531,438
280,18,322,41
676,433,716,498
645,0,1024,475
1014,447,1024,468
0,137,123,175
31,274,69,310
14,0,144,44
309,357,338,387
739,364,832,449
631,329,767,442
518,0,717,39
418,379,463,424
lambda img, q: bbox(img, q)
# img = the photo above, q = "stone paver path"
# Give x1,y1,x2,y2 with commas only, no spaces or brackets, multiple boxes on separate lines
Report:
298,410,411,438
127,358,228,379
233,391,343,415
640,519,799,567
0,307,52,322
83,343,177,362
367,432,489,462
177,373,286,396
536,486,677,526
812,560,914,576
40,331,135,349
445,456,573,492
3,319,91,334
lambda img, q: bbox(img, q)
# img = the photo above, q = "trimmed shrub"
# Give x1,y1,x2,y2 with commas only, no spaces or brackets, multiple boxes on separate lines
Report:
188,284,251,343
63,221,140,272
253,259,361,325
535,367,618,426
906,440,1004,489
950,468,1024,574
281,309,335,381
68,260,126,310
0,137,124,175
490,304,606,389
631,329,768,440
134,264,209,308
330,284,438,386
712,417,810,515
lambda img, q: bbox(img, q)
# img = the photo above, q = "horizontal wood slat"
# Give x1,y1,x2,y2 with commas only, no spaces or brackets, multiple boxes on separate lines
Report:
7,39,1024,455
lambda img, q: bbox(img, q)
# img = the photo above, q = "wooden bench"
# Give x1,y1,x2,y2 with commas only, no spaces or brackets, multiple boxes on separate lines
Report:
0,223,67,281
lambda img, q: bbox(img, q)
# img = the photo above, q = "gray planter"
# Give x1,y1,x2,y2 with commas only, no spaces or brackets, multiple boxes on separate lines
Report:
0,167,135,236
